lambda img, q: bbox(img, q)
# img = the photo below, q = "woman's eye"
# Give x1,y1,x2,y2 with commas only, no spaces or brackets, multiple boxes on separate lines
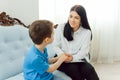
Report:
69,15,72,18
75,17,79,19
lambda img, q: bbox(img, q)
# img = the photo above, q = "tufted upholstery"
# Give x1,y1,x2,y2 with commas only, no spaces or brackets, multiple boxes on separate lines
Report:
0,25,33,80
0,25,71,80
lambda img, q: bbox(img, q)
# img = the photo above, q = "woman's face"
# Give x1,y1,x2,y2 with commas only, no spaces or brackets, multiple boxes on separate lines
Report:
69,11,81,31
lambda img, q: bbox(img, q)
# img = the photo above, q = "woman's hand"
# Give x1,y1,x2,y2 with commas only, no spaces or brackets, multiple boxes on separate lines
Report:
58,53,68,62
64,53,73,62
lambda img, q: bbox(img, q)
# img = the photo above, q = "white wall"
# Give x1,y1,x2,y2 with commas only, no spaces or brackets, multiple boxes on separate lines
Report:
39,0,56,23
0,0,39,25
39,0,89,24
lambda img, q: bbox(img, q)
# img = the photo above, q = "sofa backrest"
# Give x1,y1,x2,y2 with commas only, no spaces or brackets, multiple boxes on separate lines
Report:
0,25,33,80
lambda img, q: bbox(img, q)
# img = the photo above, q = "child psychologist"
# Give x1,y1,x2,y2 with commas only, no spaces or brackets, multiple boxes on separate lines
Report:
23,20,68,80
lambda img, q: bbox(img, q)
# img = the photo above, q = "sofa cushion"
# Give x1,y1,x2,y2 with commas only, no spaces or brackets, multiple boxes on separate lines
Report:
0,25,33,80
6,73,24,80
6,71,72,80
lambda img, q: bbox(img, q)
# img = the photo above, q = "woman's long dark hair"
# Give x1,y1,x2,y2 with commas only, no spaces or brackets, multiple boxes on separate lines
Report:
64,5,92,41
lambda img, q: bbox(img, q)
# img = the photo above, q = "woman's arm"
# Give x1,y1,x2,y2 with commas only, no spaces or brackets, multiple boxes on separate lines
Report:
72,30,91,62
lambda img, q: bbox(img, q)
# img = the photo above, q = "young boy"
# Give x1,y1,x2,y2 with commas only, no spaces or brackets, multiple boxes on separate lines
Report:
23,20,68,80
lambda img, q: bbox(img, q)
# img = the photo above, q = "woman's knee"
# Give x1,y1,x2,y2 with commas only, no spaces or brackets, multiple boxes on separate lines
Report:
80,62,94,72
58,63,83,79
83,63,99,80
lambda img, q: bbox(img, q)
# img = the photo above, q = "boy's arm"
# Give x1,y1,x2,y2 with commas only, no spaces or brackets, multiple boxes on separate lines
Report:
49,56,59,64
47,54,67,72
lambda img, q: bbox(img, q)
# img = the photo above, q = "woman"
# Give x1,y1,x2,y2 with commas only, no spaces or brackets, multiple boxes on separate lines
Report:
53,5,99,80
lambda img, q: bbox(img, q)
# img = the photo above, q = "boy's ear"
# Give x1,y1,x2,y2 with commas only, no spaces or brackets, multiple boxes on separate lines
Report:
44,37,49,43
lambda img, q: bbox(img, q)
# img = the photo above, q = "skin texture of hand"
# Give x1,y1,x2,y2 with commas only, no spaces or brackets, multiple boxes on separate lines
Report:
47,54,68,72
58,53,68,62
64,53,73,62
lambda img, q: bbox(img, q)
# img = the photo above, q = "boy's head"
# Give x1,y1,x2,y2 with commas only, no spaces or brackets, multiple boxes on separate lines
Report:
29,20,54,45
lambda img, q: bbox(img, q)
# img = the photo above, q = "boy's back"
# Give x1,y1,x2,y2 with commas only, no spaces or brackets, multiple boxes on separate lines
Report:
23,45,53,80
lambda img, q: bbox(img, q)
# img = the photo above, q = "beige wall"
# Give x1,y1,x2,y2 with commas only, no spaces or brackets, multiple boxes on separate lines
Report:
0,0,39,25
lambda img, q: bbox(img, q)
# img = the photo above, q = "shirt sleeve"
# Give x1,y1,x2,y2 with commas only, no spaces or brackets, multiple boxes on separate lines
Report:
72,30,91,62
31,56,49,74
53,24,64,55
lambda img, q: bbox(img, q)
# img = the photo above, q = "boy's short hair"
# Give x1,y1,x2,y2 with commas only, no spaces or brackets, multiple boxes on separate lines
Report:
29,20,53,44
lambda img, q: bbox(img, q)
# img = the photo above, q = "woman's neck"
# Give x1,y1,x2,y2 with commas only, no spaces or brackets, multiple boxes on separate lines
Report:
73,26,80,32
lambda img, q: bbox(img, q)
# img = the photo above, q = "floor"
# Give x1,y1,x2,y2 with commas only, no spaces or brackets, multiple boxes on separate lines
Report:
6,62,120,80
92,62,120,80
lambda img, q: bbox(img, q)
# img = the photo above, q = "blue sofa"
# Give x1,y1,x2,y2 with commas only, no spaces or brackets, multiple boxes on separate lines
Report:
0,25,71,80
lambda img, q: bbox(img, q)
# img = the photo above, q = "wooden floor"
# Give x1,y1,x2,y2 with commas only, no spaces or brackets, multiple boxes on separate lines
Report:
92,62,120,80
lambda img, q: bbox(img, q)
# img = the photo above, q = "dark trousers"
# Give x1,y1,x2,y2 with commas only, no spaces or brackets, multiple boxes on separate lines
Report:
58,62,99,80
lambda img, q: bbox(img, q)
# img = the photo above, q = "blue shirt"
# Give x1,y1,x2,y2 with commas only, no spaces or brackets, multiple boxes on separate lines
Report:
23,45,53,80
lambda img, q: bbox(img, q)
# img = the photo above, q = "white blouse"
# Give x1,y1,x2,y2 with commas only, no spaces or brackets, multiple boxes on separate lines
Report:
53,24,91,62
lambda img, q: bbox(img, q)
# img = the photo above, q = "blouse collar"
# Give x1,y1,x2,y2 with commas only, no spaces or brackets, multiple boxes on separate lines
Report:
74,26,84,34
